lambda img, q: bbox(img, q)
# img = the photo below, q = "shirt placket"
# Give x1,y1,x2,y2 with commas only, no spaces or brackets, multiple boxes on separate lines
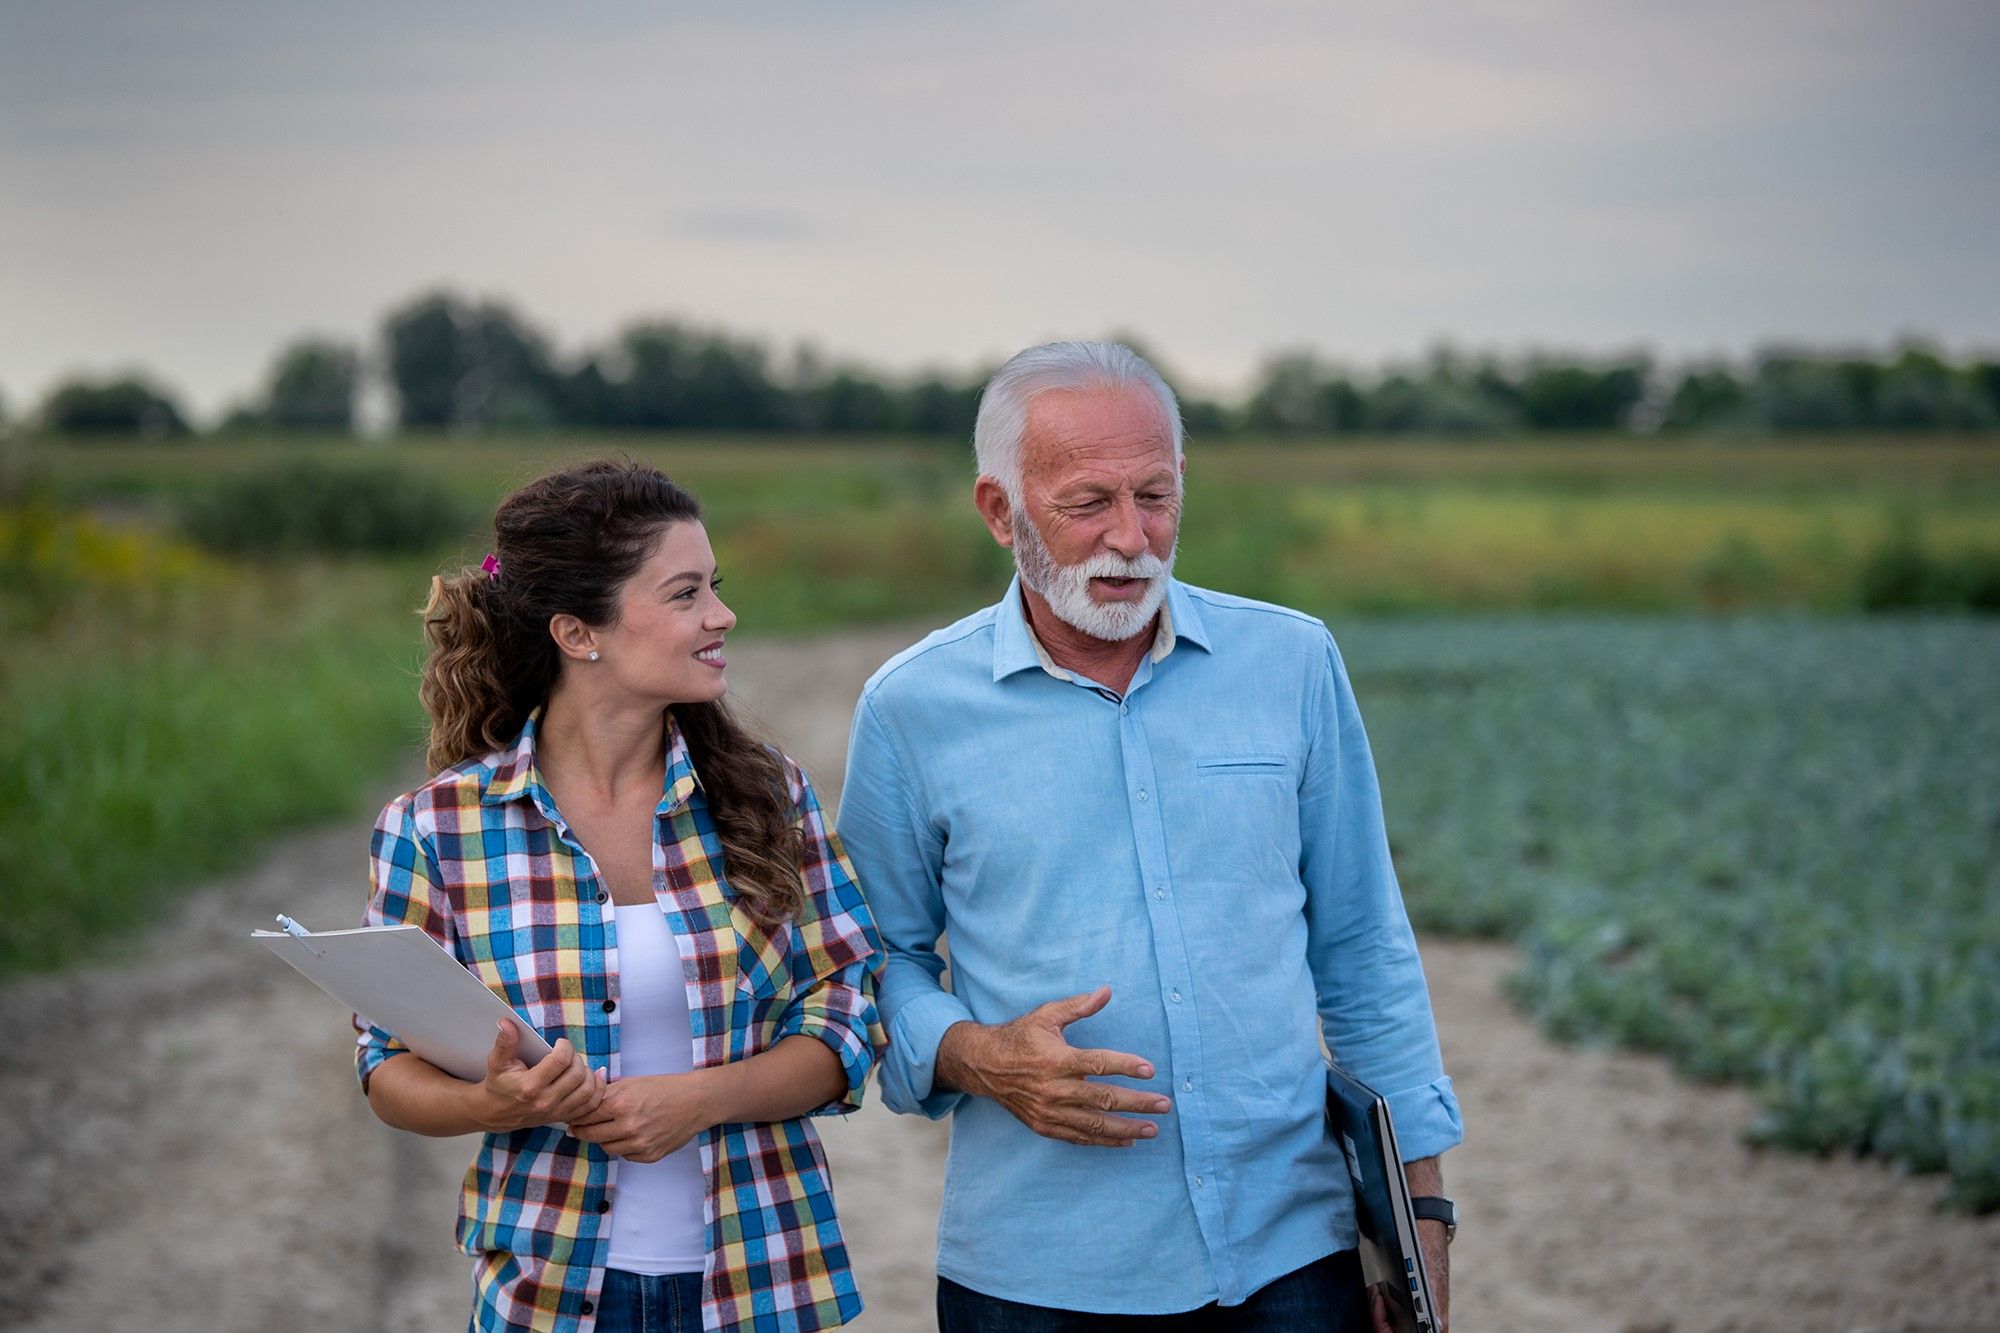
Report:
1093,663,1239,1300
532,786,622,1276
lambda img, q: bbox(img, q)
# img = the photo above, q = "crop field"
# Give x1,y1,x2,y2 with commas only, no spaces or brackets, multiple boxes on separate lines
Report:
1341,614,2000,1207
4,433,1997,1203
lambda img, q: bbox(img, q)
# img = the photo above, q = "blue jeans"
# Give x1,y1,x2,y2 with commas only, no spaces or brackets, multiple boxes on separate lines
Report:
936,1251,1371,1332
592,1268,704,1333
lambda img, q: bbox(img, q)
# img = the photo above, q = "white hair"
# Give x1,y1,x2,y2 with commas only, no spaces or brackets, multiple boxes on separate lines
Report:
972,340,1184,501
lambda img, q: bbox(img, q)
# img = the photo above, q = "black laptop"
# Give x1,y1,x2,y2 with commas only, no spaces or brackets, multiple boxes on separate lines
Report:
1325,1064,1440,1333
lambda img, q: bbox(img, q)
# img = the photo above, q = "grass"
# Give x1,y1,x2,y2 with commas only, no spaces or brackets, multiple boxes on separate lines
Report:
0,508,427,973
23,432,2000,619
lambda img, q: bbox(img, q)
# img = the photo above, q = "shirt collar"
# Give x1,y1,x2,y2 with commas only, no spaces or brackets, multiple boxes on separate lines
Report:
991,574,1210,683
481,707,702,816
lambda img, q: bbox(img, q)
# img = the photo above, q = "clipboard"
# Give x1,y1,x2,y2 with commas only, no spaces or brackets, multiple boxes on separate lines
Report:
1325,1062,1440,1333
255,917,554,1082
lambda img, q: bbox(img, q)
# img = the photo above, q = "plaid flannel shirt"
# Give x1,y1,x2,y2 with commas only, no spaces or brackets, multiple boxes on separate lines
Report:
354,711,885,1333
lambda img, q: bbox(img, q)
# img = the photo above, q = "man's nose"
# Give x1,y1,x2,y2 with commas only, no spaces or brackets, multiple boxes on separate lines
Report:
1103,498,1147,559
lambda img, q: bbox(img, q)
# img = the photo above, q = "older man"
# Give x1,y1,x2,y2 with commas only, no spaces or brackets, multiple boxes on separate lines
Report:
837,342,1461,1331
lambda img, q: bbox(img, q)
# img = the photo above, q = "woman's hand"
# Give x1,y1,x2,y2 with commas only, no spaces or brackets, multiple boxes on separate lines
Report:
474,1021,607,1133
566,1073,718,1162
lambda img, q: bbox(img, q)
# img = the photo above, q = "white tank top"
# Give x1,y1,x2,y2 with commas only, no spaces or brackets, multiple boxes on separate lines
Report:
605,904,707,1275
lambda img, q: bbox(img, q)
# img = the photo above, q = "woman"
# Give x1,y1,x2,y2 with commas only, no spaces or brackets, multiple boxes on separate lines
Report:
355,459,885,1333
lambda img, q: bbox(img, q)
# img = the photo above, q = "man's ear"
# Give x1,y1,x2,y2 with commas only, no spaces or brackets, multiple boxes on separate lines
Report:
973,476,1016,548
548,613,598,663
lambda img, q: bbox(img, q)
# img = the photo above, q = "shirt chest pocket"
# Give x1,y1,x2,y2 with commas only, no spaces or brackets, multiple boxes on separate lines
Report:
732,909,794,1005
1190,752,1300,884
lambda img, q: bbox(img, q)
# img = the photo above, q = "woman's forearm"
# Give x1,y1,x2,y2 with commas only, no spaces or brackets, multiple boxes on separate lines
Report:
692,1034,847,1128
365,1052,500,1136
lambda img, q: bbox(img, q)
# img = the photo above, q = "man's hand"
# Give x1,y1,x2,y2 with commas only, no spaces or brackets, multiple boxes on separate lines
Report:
933,986,1170,1147
566,1073,716,1162
1392,1155,1450,1333
1365,1222,1449,1333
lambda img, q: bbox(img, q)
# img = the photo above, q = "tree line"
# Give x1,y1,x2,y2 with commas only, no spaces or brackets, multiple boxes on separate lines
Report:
16,289,2000,439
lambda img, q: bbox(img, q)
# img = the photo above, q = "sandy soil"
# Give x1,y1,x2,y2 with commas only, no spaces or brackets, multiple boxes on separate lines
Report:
3,625,1995,1333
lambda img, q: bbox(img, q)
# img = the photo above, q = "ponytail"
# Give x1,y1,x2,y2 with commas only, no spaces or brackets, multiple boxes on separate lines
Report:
418,567,553,774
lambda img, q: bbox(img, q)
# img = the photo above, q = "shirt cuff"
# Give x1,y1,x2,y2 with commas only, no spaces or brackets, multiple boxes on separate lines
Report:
880,988,977,1120
353,1024,407,1094
776,994,877,1117
1381,1074,1465,1163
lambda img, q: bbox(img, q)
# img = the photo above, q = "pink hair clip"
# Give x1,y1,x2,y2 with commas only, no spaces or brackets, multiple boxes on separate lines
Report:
480,554,501,581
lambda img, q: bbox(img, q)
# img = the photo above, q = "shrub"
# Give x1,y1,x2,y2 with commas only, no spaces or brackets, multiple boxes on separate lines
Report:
1858,527,2000,612
180,462,469,556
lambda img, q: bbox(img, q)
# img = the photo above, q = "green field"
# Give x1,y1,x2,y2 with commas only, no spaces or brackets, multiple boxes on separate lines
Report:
25,434,2000,619
1341,615,2000,1208
3,432,1997,1204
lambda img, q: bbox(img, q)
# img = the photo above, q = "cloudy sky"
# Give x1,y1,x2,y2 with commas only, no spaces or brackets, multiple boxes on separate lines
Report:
3,0,1996,417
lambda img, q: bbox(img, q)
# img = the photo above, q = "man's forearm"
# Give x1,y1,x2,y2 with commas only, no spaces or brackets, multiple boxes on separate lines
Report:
1404,1154,1443,1198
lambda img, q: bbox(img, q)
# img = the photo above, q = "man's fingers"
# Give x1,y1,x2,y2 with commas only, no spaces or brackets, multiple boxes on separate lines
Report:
1067,1046,1157,1082
1044,1108,1159,1146
1035,986,1112,1031
1063,1081,1174,1117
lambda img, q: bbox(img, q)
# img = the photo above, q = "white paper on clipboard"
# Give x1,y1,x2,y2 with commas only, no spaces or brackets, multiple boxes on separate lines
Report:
255,921,554,1081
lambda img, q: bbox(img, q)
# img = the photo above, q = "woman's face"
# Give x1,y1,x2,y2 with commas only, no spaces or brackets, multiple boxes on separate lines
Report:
591,520,737,706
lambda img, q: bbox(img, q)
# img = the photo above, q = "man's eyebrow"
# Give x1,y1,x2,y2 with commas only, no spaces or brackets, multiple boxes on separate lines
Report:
1054,473,1176,499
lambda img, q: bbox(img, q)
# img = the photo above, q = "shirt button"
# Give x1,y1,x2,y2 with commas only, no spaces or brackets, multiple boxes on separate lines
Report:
1136,789,1149,802
596,889,609,904
580,1301,595,1316
596,1198,611,1213
602,999,616,1013
1154,887,1166,900
1169,989,1182,1003
1181,1080,1193,1092
1193,1175,1205,1189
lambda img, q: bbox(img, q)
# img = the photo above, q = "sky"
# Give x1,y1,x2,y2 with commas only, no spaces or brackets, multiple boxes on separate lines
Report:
3,0,1997,418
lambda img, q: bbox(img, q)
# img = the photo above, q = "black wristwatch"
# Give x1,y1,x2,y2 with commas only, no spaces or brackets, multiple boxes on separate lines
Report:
1410,1195,1457,1244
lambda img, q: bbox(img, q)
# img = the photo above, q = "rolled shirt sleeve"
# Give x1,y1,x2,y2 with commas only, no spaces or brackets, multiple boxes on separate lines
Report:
772,759,888,1115
1301,631,1464,1162
352,793,453,1093
836,693,974,1119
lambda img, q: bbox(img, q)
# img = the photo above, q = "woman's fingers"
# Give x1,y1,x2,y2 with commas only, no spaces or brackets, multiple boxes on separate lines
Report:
552,1075,606,1124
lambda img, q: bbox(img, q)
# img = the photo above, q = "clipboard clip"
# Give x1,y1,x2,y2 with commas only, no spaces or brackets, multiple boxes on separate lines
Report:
275,914,323,958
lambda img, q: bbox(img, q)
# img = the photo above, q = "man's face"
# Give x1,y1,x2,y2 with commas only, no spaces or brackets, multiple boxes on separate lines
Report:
1007,384,1182,641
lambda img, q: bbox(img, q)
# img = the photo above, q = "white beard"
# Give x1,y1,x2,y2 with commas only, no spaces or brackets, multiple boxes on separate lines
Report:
1012,511,1175,643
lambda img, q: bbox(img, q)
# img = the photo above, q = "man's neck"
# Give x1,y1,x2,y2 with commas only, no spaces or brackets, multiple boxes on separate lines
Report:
1019,584,1156,696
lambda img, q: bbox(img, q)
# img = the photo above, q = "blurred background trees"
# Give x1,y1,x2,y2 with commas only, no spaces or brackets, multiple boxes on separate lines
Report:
37,375,191,439
14,287,2000,441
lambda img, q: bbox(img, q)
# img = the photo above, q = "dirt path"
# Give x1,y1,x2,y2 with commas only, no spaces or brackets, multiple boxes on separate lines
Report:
4,625,1995,1332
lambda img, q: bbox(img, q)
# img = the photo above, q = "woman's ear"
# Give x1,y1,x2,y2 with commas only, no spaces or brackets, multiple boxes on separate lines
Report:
548,613,599,663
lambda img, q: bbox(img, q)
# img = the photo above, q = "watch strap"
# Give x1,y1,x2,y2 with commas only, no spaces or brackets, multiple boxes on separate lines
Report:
1409,1194,1457,1238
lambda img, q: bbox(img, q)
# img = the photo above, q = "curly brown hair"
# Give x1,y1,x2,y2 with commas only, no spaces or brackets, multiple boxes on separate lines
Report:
419,459,803,924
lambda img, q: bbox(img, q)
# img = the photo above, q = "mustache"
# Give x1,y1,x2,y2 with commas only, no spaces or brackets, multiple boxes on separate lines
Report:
1072,550,1168,579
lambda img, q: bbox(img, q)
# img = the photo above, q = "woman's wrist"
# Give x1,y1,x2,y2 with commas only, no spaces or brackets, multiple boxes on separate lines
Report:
681,1066,733,1131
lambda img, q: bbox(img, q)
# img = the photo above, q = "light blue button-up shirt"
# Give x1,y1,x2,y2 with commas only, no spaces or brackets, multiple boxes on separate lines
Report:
837,577,1461,1314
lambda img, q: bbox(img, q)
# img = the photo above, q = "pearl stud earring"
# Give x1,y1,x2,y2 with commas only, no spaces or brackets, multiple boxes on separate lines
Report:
588,651,600,662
